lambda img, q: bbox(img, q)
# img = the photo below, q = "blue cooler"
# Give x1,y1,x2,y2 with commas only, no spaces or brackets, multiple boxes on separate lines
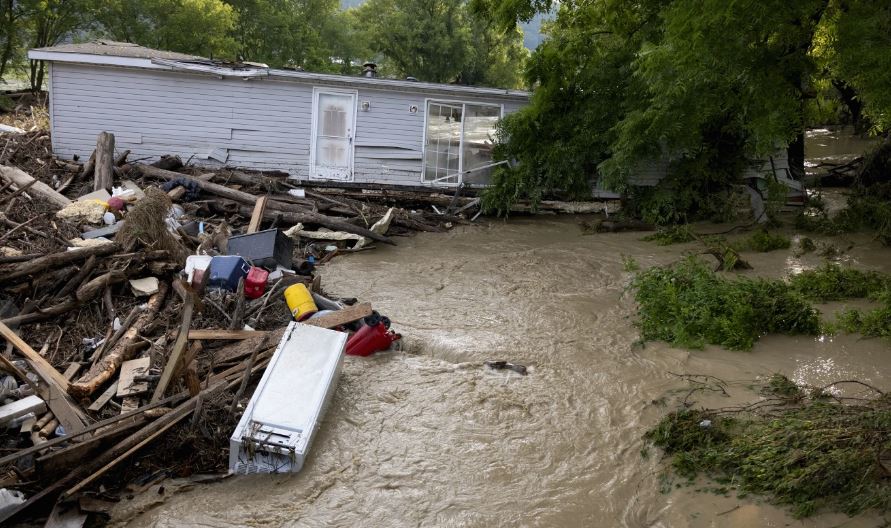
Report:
208,256,250,291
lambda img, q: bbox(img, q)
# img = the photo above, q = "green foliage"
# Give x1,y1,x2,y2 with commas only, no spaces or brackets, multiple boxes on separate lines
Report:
789,263,891,302
646,388,891,518
95,0,238,58
225,0,347,71
833,288,891,339
641,225,695,246
475,0,891,213
630,257,819,351
735,230,791,253
355,0,525,87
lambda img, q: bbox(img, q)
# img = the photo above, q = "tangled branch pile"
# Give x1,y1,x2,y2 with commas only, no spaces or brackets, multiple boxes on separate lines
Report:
645,376,891,518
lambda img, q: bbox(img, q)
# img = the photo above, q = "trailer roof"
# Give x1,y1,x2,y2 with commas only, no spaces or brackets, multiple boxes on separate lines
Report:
30,41,531,101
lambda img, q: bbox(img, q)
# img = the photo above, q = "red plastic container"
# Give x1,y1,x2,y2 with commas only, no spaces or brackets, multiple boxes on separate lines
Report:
244,266,269,299
346,322,401,357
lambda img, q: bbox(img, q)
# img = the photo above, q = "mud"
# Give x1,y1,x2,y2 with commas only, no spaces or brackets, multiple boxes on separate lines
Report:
112,218,891,528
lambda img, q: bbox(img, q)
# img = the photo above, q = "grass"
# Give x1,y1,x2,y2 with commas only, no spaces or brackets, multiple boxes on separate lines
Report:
645,376,891,518
630,257,819,350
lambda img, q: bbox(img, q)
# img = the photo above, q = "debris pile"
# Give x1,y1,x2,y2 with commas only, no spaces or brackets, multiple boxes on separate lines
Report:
0,130,451,524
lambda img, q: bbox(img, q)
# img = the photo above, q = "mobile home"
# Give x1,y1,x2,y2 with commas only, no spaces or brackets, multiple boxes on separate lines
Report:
28,40,530,189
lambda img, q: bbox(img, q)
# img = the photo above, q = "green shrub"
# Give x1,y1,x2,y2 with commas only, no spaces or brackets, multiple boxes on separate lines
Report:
631,257,820,350
641,225,696,245
789,263,891,301
735,230,791,252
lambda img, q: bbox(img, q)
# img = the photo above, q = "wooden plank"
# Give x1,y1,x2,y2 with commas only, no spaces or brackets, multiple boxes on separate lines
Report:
93,131,115,192
87,381,118,412
0,321,71,391
150,281,194,403
116,357,150,398
120,396,139,415
62,363,81,381
0,321,86,434
188,329,268,340
247,195,268,233
0,395,46,426
303,302,373,329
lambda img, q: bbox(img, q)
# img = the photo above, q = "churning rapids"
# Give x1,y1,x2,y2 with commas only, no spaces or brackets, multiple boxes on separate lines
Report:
112,218,891,528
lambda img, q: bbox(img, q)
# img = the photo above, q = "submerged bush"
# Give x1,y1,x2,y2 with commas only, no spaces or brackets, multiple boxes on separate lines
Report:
789,263,891,301
646,380,891,518
641,225,696,245
630,257,819,350
735,230,791,252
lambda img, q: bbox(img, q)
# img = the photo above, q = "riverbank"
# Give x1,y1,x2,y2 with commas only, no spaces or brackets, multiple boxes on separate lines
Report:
110,216,891,527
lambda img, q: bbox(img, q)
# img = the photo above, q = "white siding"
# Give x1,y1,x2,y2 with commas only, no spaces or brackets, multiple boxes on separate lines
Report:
49,63,526,187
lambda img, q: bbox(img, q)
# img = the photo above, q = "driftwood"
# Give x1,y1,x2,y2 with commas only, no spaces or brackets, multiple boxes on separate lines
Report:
247,195,268,233
213,200,396,245
2,271,125,327
69,283,168,399
139,164,396,245
93,132,115,192
1,243,121,284
0,165,71,208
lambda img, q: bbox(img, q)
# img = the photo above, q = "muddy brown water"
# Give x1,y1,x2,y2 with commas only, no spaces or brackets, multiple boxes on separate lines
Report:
113,219,891,527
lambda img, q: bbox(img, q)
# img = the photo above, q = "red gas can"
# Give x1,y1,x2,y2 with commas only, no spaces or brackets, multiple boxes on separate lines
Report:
244,266,269,299
346,322,401,357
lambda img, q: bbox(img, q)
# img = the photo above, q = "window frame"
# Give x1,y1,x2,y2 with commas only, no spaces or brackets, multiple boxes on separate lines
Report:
420,98,504,187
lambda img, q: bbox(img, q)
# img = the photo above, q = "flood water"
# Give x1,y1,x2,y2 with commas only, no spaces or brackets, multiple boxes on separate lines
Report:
113,219,891,528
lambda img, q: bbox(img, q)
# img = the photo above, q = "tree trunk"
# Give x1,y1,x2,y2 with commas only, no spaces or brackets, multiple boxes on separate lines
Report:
93,132,115,191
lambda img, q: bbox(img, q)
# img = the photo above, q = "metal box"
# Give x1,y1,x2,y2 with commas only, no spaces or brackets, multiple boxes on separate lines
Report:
229,322,347,474
226,229,293,269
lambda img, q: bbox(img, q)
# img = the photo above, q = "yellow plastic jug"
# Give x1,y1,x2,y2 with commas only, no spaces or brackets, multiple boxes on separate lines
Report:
284,283,318,321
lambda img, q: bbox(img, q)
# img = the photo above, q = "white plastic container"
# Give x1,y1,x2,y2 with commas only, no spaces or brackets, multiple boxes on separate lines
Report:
228,322,346,474
184,255,212,283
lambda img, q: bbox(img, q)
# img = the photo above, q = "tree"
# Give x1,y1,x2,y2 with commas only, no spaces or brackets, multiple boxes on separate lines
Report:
457,15,527,89
356,0,471,83
224,0,348,70
474,0,891,215
95,0,237,59
22,0,96,90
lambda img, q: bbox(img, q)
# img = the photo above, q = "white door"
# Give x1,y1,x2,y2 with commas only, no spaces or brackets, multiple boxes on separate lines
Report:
310,89,357,181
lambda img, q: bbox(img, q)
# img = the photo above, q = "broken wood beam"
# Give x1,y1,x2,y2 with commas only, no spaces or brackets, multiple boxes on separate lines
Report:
0,321,87,434
0,165,72,208
247,195,268,233
303,302,373,329
187,329,269,340
93,132,115,192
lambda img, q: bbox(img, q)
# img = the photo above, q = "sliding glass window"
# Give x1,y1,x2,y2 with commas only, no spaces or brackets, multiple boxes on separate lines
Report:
423,100,501,185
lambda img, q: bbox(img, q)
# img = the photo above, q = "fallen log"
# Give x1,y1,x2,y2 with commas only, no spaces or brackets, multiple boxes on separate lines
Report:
140,164,396,244
1,243,121,284
2,271,126,327
93,132,115,192
214,200,396,245
69,282,168,399
0,165,71,208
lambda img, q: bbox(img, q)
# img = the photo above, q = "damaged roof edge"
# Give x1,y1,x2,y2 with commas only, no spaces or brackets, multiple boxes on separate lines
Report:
28,46,530,100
